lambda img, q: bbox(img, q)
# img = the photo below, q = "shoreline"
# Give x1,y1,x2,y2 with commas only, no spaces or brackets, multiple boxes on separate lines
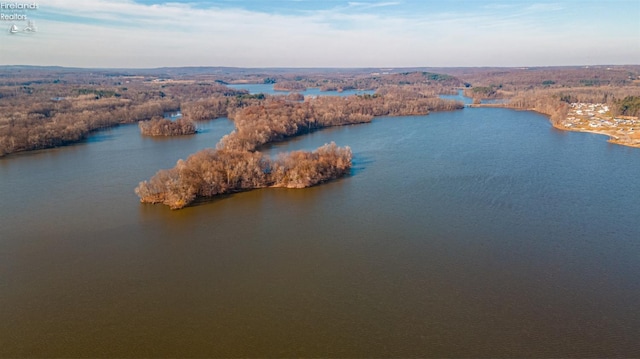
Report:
469,103,640,149
551,123,640,149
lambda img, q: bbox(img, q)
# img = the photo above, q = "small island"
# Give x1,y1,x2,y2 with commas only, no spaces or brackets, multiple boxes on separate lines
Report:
135,142,352,209
138,117,197,136
272,81,307,92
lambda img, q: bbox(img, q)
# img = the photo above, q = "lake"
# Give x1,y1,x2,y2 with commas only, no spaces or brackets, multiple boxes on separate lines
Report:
1,93,639,357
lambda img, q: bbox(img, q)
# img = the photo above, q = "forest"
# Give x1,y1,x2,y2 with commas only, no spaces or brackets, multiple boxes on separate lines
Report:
135,142,352,209
138,117,197,136
0,68,465,156
0,96,179,156
0,76,251,156
218,90,462,152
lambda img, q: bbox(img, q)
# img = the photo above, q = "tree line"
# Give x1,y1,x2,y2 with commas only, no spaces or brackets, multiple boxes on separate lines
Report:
445,66,640,92
218,90,463,152
1,68,467,157
0,79,252,156
138,117,197,136
499,86,640,124
0,96,178,156
135,142,352,209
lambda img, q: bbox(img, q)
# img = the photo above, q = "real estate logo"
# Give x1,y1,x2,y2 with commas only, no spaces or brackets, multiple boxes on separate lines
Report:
2,2,39,35
1,2,38,19
8,18,35,33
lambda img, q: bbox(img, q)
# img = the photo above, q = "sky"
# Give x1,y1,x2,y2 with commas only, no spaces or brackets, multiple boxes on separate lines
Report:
0,0,639,68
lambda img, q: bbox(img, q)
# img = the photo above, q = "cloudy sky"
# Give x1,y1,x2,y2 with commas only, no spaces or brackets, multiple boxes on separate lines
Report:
1,0,638,68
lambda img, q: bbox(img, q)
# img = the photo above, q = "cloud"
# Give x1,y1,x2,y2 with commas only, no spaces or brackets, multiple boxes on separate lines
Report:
347,1,401,9
3,0,638,67
524,3,564,12
482,3,518,10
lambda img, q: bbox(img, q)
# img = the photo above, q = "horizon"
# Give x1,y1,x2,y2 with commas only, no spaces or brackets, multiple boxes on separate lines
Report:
2,64,640,71
1,0,639,68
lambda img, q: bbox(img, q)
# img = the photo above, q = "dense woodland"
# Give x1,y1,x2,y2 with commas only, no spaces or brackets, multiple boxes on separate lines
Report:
0,77,249,156
445,66,639,91
135,142,352,209
0,66,475,156
272,81,307,92
219,90,463,152
0,94,179,156
282,71,462,94
138,117,197,136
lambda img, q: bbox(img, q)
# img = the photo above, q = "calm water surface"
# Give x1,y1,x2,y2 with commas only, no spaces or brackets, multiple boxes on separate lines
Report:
1,96,639,357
